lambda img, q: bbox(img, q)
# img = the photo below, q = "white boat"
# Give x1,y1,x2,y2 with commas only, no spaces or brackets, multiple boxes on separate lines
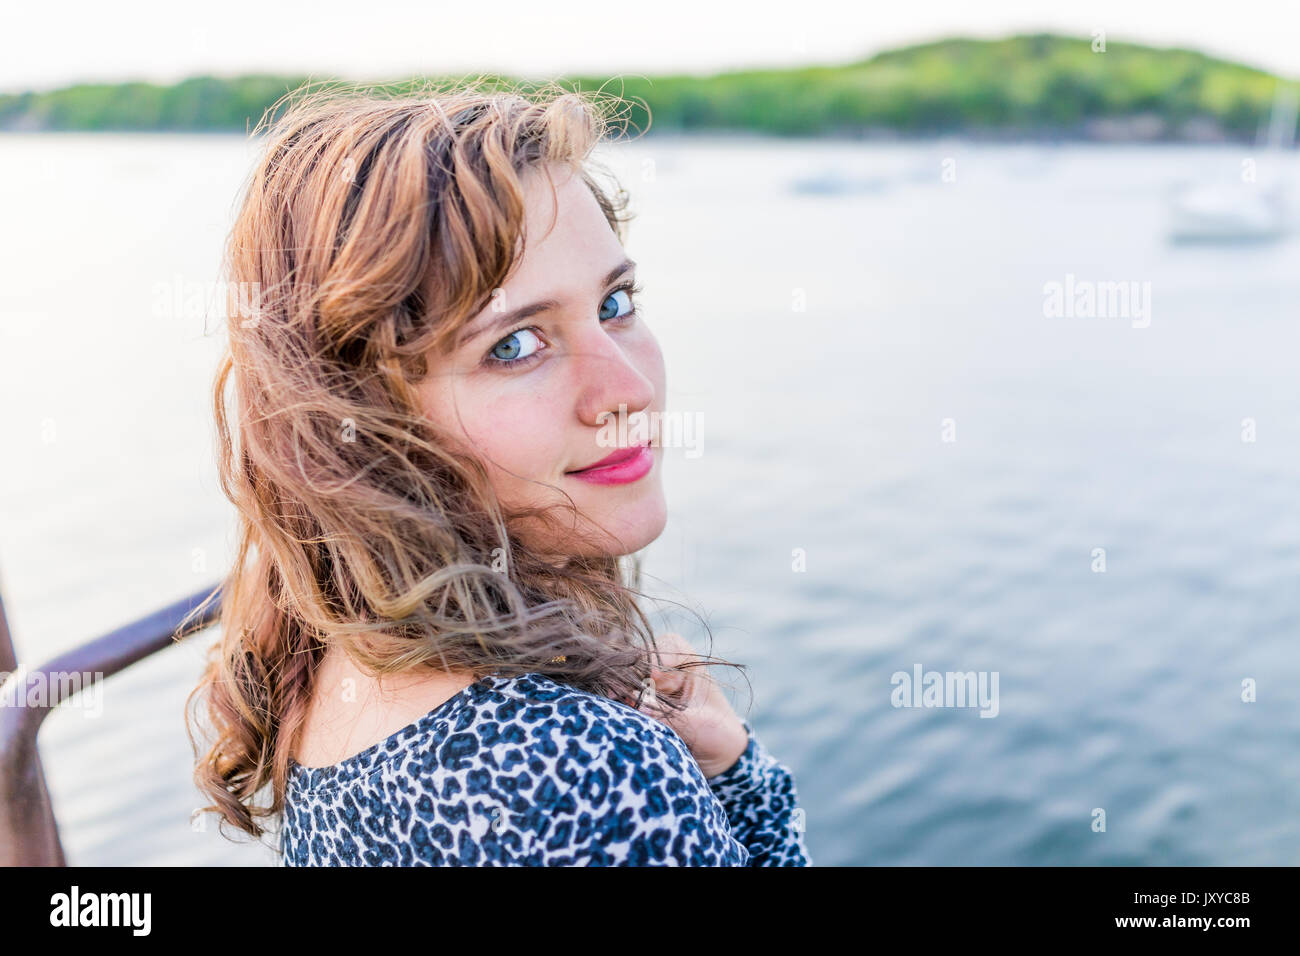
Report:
1167,82,1297,243
1167,181,1287,243
788,167,889,195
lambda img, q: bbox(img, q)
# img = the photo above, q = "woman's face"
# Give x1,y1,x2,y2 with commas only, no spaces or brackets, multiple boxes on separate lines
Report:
416,163,667,561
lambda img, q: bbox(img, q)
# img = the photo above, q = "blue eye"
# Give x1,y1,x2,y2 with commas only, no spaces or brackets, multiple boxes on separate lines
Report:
489,327,543,364
599,288,635,321
483,281,642,370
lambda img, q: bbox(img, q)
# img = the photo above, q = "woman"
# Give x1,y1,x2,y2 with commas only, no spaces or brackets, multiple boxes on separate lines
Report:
187,80,811,866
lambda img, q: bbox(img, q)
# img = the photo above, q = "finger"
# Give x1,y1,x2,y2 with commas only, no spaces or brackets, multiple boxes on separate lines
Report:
626,671,680,716
644,665,686,697
624,694,668,724
651,632,698,668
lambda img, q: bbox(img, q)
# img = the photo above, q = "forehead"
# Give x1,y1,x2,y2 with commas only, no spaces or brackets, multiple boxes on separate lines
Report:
508,164,621,288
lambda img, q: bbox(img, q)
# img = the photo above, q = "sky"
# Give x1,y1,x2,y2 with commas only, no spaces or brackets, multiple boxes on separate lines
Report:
3,0,1296,94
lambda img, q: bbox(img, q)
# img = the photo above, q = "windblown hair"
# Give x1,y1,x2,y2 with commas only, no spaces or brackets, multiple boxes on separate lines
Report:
185,78,741,842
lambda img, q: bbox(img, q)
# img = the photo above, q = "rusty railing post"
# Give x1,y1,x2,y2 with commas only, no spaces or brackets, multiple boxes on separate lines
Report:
0,586,66,866
0,581,222,866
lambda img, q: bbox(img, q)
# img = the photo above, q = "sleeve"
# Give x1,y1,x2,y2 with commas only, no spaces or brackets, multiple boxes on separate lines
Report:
704,719,812,866
523,715,811,867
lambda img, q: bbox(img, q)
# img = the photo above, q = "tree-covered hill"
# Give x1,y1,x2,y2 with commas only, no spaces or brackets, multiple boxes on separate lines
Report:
0,34,1289,141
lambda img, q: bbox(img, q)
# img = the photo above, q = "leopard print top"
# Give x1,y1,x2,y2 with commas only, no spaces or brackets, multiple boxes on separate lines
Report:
279,671,811,866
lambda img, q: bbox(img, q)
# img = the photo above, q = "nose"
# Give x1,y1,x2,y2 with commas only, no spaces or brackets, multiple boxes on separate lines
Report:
571,326,657,431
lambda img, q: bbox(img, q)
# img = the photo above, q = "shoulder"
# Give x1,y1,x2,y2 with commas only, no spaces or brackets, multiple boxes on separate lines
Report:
467,671,704,793
280,671,742,866
481,673,744,865
283,669,691,794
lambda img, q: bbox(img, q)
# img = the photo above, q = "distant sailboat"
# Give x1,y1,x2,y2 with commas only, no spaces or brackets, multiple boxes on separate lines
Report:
1167,81,1297,243
788,166,890,195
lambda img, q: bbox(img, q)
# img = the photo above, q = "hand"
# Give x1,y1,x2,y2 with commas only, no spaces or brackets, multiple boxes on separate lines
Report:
620,632,749,779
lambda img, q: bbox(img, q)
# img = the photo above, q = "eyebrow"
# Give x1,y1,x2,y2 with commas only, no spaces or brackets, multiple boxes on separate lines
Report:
457,258,637,349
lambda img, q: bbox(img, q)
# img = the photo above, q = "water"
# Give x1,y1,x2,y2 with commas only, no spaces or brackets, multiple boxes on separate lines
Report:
1,132,1297,865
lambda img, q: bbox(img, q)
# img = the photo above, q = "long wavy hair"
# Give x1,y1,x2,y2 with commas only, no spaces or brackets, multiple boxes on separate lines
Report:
185,78,742,843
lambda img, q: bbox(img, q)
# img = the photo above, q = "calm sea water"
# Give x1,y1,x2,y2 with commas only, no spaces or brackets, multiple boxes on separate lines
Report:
1,132,1297,865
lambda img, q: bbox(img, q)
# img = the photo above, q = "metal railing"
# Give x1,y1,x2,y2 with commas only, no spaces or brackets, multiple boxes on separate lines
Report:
0,582,223,866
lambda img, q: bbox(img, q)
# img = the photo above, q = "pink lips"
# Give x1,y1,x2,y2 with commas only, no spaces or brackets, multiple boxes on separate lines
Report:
565,443,654,485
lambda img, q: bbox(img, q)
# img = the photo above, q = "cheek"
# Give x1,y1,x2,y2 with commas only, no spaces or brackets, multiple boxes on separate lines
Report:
419,377,557,481
462,388,565,489
629,329,667,400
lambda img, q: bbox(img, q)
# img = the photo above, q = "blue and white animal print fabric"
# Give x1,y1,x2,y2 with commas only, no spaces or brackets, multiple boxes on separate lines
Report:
280,671,811,866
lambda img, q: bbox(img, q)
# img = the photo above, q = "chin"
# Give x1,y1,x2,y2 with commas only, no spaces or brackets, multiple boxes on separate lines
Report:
512,474,668,561
574,485,668,558
614,495,669,555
